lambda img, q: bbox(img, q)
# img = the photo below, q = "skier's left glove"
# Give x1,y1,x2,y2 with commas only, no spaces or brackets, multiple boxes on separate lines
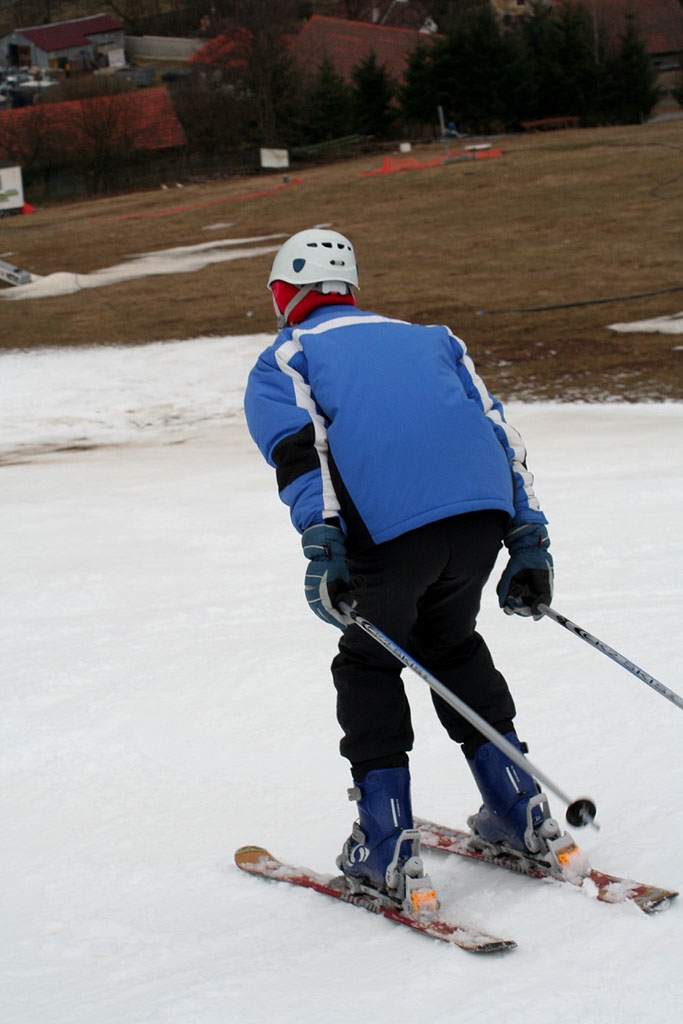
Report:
302,524,354,629
497,523,553,620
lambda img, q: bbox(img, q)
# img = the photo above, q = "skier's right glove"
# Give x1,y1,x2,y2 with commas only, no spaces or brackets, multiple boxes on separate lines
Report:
302,524,354,629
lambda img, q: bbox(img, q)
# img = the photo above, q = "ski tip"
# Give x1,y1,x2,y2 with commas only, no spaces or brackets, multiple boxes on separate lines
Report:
639,889,679,914
235,845,274,870
473,939,518,954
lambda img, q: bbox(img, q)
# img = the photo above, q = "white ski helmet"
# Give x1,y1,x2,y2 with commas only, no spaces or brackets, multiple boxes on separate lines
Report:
268,228,359,291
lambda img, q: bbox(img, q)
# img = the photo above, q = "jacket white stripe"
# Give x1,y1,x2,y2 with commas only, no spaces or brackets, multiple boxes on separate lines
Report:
458,342,541,513
274,334,341,520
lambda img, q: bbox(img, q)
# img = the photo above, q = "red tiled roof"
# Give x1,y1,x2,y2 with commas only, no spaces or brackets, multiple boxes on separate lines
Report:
326,1,436,31
0,88,186,163
189,27,251,68
593,0,683,56
288,14,436,82
12,15,125,54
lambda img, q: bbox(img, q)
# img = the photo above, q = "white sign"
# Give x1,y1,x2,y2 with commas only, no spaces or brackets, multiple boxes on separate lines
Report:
260,148,289,169
0,165,24,212
108,48,126,69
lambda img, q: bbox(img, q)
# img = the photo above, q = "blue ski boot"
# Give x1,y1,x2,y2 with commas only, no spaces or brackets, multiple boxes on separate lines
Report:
337,767,438,916
467,732,588,880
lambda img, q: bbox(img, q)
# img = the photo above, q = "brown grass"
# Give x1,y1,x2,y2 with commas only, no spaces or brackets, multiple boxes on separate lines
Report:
2,120,683,401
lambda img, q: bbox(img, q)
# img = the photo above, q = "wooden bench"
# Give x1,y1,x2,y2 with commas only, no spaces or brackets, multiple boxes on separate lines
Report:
520,116,580,131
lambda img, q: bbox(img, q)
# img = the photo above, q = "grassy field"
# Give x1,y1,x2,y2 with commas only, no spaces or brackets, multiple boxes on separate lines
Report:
2,120,682,401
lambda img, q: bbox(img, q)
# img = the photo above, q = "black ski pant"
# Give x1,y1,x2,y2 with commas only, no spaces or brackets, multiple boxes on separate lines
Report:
332,511,516,776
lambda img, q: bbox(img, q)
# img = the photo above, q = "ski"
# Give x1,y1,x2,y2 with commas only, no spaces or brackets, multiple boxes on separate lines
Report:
234,845,516,953
415,818,678,914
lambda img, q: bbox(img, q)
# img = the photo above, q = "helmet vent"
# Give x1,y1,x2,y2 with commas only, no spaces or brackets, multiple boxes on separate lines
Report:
304,241,349,250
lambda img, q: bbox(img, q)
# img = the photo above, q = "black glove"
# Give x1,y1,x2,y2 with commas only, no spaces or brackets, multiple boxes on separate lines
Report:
497,523,553,620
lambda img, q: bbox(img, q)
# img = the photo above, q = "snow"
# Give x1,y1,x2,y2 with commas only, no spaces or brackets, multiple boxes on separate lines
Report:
1,336,682,1024
609,310,683,334
0,235,284,301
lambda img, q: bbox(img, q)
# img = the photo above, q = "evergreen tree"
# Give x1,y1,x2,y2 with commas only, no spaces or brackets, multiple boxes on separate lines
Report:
496,22,537,127
604,13,660,124
553,1,603,120
303,59,353,143
350,52,397,138
430,5,513,133
517,1,573,119
398,43,438,134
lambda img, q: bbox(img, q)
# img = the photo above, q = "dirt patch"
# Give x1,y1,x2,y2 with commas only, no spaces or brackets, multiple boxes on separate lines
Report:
2,121,682,401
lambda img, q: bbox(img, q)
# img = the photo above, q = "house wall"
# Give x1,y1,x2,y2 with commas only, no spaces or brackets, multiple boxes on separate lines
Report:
125,36,203,61
0,29,126,71
1,32,41,69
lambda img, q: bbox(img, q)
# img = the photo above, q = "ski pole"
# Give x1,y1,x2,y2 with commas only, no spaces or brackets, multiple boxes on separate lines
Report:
538,605,683,713
338,602,599,830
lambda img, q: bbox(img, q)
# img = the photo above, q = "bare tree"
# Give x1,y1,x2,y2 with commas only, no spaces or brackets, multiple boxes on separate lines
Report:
101,0,157,36
0,103,56,172
218,0,302,144
340,0,367,17
52,91,149,191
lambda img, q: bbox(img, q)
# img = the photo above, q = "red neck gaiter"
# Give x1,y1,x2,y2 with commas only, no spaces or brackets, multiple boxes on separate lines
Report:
271,280,356,325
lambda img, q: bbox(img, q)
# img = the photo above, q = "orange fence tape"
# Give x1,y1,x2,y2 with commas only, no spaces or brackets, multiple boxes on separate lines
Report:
359,150,502,176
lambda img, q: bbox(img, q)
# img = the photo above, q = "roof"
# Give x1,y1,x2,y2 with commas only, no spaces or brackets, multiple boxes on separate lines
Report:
10,14,125,54
593,0,683,56
287,14,436,82
189,26,251,69
0,88,186,164
326,1,437,31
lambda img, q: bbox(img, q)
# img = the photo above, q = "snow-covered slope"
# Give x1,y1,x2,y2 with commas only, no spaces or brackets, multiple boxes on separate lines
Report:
1,338,681,1024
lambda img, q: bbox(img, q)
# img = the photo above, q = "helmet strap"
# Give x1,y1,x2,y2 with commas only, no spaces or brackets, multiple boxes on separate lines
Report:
277,284,316,330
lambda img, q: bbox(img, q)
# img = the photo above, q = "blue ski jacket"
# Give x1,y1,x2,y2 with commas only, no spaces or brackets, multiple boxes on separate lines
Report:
244,305,547,550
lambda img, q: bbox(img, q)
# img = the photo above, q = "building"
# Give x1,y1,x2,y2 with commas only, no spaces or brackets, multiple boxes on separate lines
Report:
0,87,186,165
590,0,683,67
0,14,125,73
327,1,438,31
190,13,436,83
286,14,437,83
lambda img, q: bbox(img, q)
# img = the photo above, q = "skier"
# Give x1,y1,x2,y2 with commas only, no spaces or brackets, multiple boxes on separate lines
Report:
244,228,578,912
